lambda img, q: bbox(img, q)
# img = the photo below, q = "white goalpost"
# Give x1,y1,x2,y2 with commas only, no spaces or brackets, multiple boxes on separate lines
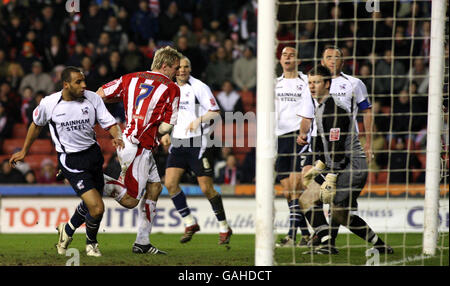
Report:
255,0,449,266
423,0,446,256
255,0,276,266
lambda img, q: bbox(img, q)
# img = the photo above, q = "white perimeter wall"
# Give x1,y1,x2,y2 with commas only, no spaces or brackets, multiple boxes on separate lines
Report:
0,197,448,234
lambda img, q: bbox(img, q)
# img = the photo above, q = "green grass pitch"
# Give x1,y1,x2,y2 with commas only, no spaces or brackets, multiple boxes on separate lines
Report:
0,233,447,266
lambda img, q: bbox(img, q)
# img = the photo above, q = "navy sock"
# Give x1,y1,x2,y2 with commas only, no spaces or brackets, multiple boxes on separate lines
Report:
65,201,88,237
209,194,226,221
171,191,191,217
85,212,103,244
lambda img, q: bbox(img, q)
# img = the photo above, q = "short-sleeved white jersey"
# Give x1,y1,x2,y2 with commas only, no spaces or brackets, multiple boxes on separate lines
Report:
329,72,371,120
275,72,310,136
33,90,117,153
172,75,220,139
297,91,318,137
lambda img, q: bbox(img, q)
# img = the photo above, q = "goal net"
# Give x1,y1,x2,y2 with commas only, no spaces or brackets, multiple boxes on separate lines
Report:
266,0,449,266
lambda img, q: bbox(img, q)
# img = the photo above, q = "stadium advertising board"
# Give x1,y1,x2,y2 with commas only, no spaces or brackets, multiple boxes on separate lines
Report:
0,198,448,233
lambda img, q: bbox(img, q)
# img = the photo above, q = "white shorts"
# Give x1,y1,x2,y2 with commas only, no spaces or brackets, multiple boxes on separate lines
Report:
116,134,160,200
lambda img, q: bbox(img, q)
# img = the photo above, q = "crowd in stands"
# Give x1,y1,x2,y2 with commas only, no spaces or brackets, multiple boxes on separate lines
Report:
0,0,447,185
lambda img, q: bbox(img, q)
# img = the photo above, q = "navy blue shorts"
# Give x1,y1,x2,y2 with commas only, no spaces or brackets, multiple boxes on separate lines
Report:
58,143,105,197
166,138,214,177
276,131,312,181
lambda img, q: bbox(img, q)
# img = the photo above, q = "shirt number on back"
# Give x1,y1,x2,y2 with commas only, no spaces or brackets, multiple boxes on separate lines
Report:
136,83,154,109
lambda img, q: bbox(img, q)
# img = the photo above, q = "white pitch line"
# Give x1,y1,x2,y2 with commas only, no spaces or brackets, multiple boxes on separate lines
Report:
379,254,435,266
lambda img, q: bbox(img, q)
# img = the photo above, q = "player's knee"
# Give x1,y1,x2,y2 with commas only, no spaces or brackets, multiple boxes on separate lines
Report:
165,181,178,194
89,203,104,218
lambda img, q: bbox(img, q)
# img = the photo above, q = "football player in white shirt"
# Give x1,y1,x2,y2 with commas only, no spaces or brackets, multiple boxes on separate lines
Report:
9,66,124,257
321,45,374,162
160,56,233,245
274,46,312,247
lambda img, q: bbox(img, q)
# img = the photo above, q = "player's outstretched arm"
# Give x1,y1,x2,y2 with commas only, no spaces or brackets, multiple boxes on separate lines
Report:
9,122,43,167
96,87,122,103
108,124,124,150
297,117,312,146
185,110,220,134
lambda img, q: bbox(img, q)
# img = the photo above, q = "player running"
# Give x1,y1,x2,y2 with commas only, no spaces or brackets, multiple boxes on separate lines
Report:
96,46,182,254
160,56,233,245
9,66,124,257
297,65,393,255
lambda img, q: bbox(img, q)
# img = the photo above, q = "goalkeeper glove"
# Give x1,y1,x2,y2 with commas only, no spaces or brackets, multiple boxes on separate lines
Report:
320,173,337,204
302,160,326,187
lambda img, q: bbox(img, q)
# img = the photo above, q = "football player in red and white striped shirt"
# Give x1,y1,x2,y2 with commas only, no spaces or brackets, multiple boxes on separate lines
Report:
96,46,182,254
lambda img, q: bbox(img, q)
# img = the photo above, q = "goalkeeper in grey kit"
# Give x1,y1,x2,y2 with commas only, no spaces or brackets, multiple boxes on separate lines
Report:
297,65,393,255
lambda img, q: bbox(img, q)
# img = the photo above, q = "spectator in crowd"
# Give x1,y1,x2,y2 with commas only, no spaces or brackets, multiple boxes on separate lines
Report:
205,46,233,91
24,170,37,184
80,56,94,78
37,158,59,184
81,1,108,45
215,80,244,116
239,0,258,47
217,154,241,185
5,62,24,92
51,65,65,92
43,35,67,70
0,49,9,79
88,63,112,91
19,61,55,95
158,1,188,45
405,58,429,94
0,82,21,124
388,137,422,184
374,49,406,105
65,43,86,67
121,42,144,73
175,36,206,78
360,124,387,173
214,147,233,179
232,45,256,92
240,147,255,183
223,37,242,61
359,63,373,95
107,50,125,79
93,32,113,64
0,159,25,183
392,89,412,136
20,86,34,125
40,5,60,42
104,16,129,53
130,0,159,46
172,24,197,48
4,14,27,52
17,41,40,74
0,102,13,147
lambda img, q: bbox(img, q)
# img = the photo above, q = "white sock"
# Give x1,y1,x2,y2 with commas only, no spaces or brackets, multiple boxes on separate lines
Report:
103,175,127,202
135,199,156,245
219,220,229,233
183,214,196,227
